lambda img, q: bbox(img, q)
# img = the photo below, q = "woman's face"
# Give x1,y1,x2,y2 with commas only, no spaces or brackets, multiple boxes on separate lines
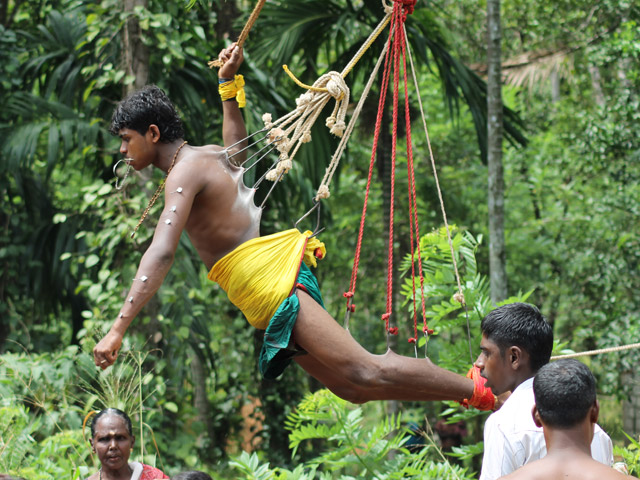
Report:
91,414,135,472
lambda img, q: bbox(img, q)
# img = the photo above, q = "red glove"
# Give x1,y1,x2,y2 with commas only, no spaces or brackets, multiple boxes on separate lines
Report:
459,365,496,411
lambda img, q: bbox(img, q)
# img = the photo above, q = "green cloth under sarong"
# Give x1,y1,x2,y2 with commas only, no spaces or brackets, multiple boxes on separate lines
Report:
259,263,325,379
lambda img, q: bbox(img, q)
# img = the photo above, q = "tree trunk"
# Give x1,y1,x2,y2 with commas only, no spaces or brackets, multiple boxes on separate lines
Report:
122,0,150,93
623,371,640,438
588,64,605,107
550,68,560,103
487,0,507,303
189,348,214,447
212,1,241,41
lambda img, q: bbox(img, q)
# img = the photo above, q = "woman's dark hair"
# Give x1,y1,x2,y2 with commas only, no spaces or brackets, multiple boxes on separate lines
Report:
91,408,133,437
534,359,597,428
481,302,553,372
110,85,184,142
171,472,213,480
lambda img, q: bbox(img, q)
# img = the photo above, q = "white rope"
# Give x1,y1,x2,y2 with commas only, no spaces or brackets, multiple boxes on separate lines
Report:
551,342,640,360
315,38,390,200
260,10,393,186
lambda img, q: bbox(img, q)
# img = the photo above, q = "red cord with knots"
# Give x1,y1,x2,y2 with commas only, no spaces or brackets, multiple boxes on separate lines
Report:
344,0,428,346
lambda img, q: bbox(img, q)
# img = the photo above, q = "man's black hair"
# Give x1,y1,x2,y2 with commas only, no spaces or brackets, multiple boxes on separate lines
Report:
534,359,597,428
110,85,184,142
481,302,553,372
90,407,133,437
171,472,213,480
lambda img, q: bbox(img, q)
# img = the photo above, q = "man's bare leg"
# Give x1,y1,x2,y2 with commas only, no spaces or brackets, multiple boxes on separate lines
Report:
292,290,474,404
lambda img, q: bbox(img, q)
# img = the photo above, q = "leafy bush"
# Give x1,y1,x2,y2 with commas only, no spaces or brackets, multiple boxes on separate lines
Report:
229,389,474,480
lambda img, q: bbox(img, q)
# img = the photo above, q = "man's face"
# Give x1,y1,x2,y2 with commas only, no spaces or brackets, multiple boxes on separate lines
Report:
475,334,513,395
118,128,154,171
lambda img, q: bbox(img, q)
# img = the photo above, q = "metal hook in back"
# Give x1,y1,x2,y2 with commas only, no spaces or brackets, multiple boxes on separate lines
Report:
294,201,324,237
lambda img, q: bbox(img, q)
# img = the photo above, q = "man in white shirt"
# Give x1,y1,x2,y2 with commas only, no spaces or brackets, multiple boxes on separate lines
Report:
475,303,613,480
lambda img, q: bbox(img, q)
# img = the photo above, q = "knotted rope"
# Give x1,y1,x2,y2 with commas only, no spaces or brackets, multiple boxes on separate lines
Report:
259,3,393,186
261,71,350,182
341,0,429,350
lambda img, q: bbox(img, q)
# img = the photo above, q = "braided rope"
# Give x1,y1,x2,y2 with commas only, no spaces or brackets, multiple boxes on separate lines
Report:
208,0,267,68
237,0,266,47
385,4,402,336
258,5,397,187
551,342,640,360
314,44,388,202
399,21,428,347
257,2,395,193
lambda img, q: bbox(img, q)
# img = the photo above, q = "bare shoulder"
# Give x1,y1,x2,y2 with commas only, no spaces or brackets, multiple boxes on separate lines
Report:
166,144,235,191
498,461,549,480
175,144,231,172
499,458,636,480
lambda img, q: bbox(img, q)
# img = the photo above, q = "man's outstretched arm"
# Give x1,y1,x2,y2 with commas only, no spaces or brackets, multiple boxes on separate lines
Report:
93,167,199,369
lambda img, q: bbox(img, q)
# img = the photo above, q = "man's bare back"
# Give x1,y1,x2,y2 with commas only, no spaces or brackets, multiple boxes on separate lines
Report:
500,453,633,480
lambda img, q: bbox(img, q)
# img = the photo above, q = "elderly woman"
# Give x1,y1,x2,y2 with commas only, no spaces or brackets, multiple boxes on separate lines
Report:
86,408,168,480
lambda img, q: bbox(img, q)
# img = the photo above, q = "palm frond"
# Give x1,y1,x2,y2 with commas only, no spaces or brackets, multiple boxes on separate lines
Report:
408,9,528,161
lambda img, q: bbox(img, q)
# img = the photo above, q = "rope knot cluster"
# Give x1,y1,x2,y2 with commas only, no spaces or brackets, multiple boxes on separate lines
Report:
396,0,416,20
259,68,351,184
262,113,274,129
316,184,330,199
325,72,346,100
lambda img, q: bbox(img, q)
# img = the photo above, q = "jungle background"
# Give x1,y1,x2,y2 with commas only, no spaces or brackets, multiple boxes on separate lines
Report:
1,0,640,478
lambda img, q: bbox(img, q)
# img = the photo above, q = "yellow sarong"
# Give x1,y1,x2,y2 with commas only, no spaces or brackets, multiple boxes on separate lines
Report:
208,229,326,329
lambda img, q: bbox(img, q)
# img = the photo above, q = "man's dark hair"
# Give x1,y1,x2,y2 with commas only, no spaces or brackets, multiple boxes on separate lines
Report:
481,302,553,372
110,85,184,142
171,472,213,480
90,408,133,437
534,359,597,428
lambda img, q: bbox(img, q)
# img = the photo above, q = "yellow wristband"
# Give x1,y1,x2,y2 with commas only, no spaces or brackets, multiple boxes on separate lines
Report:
218,74,246,108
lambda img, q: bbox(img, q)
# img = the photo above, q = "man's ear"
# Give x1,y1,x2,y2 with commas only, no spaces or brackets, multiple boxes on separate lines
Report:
590,400,600,424
147,124,161,143
507,346,524,370
532,404,543,428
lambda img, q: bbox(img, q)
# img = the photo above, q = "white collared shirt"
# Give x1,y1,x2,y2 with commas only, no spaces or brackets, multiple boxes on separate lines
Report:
479,378,613,480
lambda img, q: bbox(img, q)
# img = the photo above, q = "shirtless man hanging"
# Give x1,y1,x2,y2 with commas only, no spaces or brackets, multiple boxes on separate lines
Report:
93,43,495,409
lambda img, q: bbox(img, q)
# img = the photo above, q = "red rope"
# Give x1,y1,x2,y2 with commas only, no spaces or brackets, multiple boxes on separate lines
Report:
345,5,396,315
346,0,426,339
398,5,430,343
385,1,403,332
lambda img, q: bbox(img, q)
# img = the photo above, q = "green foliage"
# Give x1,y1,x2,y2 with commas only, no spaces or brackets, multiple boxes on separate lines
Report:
0,398,89,479
230,389,474,480
0,349,91,477
399,226,532,373
616,432,640,476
